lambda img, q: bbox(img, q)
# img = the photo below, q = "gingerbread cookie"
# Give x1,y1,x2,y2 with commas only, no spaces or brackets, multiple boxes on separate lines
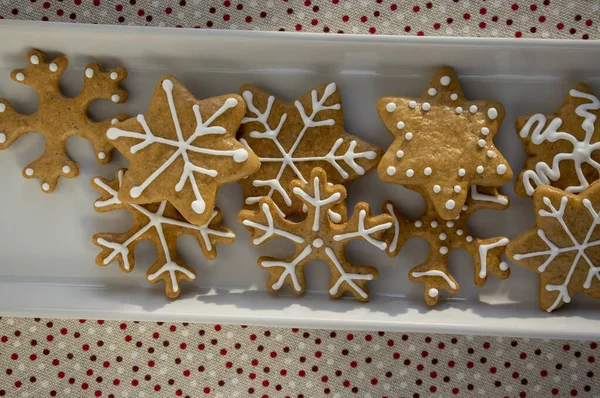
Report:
384,186,510,305
92,169,235,298
377,67,512,220
0,49,127,192
238,83,382,220
238,167,393,302
506,182,600,312
515,83,600,197
106,76,260,226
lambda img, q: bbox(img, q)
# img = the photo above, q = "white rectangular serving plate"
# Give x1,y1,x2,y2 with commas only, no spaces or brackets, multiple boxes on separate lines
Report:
1,21,599,340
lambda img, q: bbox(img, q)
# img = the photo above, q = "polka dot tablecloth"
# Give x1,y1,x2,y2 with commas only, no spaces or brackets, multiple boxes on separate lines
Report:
1,1,600,397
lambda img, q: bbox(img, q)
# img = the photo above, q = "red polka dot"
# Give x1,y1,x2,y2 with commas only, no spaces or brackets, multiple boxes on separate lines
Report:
512,3,519,11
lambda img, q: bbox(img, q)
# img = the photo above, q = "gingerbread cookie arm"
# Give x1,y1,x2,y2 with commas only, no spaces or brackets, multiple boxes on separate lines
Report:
325,245,379,302
408,252,459,306
238,199,306,246
258,245,313,295
146,244,196,299
10,49,68,95
92,229,146,273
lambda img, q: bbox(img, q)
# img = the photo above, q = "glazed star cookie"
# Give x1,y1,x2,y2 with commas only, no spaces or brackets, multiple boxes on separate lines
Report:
515,83,600,197
377,67,512,220
384,186,510,306
506,182,600,312
238,83,382,220
92,169,235,298
107,76,260,226
0,49,127,193
238,168,393,302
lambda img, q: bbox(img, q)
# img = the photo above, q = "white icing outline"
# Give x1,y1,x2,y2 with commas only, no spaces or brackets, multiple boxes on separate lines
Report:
412,270,457,290
470,185,508,206
333,209,391,250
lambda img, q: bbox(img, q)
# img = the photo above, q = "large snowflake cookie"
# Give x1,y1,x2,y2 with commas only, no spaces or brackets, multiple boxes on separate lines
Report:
384,186,511,306
238,83,382,219
0,49,128,193
377,67,512,220
92,169,235,298
107,76,260,226
238,168,393,302
515,83,600,197
506,182,600,312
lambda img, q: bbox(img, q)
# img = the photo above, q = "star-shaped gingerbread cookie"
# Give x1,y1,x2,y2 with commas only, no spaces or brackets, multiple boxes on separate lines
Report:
107,76,260,226
238,82,382,219
377,68,512,220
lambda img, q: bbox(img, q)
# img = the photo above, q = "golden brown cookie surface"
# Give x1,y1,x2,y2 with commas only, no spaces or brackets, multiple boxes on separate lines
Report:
92,169,235,298
238,168,393,302
107,76,260,226
506,182,600,312
0,49,127,192
377,67,512,220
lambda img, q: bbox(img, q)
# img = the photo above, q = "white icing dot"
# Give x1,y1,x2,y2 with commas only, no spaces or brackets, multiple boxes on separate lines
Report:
424,167,432,175
440,246,449,254
458,168,465,177
446,221,454,228
302,204,308,213
25,168,34,176
439,233,447,240
469,105,478,113
30,55,39,65
487,108,498,120
62,166,70,174
408,101,417,109
386,166,396,176
0,133,5,143
422,102,431,111
405,132,413,140
476,166,484,174
97,152,106,160
440,76,451,86
428,88,437,96
406,169,414,177
396,150,404,158
312,238,323,248
111,94,121,103
42,183,50,191
192,199,206,214
450,93,458,101
85,68,94,78
499,262,509,271
497,164,507,175
466,236,474,242
454,185,461,193
110,72,119,80
0,103,5,113
49,63,58,72
415,221,423,227
428,288,439,298
487,150,495,158
481,127,490,135
462,205,468,211
445,200,455,210
433,185,441,193
431,221,438,228
455,107,463,114
233,148,249,163
386,102,397,112
15,73,25,81
396,121,405,129
111,118,119,125
456,229,464,236
478,139,486,147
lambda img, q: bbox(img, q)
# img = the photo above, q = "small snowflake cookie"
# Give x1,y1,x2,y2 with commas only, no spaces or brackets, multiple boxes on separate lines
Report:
106,75,260,226
384,186,511,306
238,167,393,302
515,83,600,197
0,49,128,193
92,169,235,298
506,182,600,312
377,67,512,220
238,82,383,220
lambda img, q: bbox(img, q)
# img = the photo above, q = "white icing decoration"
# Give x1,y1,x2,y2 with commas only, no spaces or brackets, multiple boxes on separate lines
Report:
405,132,413,140
440,246,449,254
466,236,473,242
430,221,438,228
462,205,468,211
454,185,461,193
433,185,441,193
333,209,391,251
439,233,447,240
412,270,457,289
428,288,439,297
450,93,458,101
15,73,24,81
520,89,600,196
25,168,34,176
455,107,463,114
42,183,50,191
476,166,484,174
312,238,324,248
424,167,432,175
263,245,311,292
30,55,39,65
469,105,478,113
428,88,437,96
243,203,305,245
386,102,396,112
499,262,509,271
478,139,486,147
0,133,5,143
49,63,58,72
85,68,94,78
458,168,465,177
108,79,246,215
512,196,600,312
487,108,498,119
470,185,508,206
487,150,495,158
481,127,490,135
0,103,5,112
456,229,464,235
497,164,507,175
111,94,120,103
445,200,455,210
396,121,405,129
440,76,451,86
385,203,400,253
326,247,373,298
415,221,423,227
422,102,431,111
111,118,119,125
386,166,396,176
110,72,118,80
446,221,454,228
405,169,414,177
62,166,70,174
478,238,509,279
292,177,341,232
409,101,417,109
396,150,404,158
97,152,106,160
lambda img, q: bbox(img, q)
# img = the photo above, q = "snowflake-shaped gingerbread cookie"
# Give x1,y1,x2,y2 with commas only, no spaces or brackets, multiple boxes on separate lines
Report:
384,186,511,306
92,169,235,298
507,182,600,312
515,83,600,197
238,168,393,302
377,67,512,220
238,83,382,219
107,76,260,226
0,49,127,192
